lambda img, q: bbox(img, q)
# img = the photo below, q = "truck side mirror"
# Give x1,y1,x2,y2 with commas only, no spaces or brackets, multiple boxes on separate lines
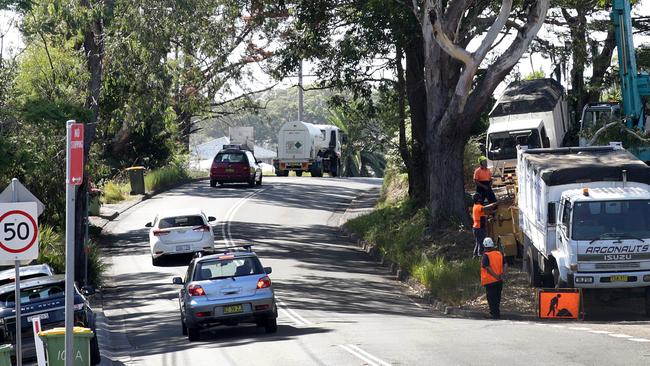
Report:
548,202,556,224
341,133,348,144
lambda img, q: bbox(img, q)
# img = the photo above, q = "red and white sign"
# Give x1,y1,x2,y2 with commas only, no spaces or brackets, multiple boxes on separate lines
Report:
0,202,39,260
68,123,84,186
31,317,46,366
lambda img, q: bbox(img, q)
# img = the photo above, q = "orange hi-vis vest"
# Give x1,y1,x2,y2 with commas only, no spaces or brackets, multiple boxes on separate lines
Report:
481,250,504,286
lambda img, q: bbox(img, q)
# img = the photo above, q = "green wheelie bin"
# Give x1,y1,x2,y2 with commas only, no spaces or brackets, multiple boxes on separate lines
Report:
39,327,94,366
125,166,146,195
0,344,12,366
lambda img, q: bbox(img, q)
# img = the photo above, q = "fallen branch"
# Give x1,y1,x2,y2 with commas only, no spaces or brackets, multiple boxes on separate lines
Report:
588,121,650,145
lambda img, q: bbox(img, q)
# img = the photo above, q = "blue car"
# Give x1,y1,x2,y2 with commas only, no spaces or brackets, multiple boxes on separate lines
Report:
0,275,100,364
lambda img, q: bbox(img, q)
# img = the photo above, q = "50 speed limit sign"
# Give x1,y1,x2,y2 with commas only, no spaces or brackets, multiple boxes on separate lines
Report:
0,202,39,260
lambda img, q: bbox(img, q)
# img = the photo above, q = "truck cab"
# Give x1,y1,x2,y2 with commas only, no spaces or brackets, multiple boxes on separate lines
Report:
578,103,621,146
487,119,550,180
555,186,650,289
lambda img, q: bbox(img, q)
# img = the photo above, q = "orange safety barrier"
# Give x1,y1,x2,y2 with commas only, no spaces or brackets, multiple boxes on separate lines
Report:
538,288,582,320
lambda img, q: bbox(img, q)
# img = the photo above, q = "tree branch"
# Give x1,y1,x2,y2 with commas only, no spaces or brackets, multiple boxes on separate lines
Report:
428,2,472,67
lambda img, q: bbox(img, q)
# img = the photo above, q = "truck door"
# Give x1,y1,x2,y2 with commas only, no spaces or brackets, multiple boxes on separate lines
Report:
558,200,572,252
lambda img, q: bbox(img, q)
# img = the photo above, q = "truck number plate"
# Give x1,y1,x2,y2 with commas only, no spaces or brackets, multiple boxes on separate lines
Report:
223,304,243,314
610,275,628,282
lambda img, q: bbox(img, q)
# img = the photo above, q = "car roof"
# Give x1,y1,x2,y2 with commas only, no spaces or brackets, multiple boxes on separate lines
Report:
0,264,53,280
157,208,206,218
0,274,66,295
195,250,258,263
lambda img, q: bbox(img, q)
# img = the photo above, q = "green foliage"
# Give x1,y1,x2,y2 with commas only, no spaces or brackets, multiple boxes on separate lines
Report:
524,70,545,80
411,257,482,305
102,181,129,204
464,137,483,188
345,176,481,304
38,226,105,286
144,165,190,193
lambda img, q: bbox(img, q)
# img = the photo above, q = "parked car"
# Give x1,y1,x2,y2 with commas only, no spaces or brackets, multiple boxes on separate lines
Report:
210,147,262,188
146,209,217,266
0,275,100,364
172,246,277,341
0,264,55,286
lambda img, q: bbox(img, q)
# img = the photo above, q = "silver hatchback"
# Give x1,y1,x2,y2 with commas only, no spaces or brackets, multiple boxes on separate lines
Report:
172,247,277,341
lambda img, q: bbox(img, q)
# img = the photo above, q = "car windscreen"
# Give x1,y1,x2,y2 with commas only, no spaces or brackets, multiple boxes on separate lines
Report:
0,282,65,307
195,257,264,280
487,129,541,161
572,200,650,240
214,153,246,163
0,273,50,287
158,215,205,229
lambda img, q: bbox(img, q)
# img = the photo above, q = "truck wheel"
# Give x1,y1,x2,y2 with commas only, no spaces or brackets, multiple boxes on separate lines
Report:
330,157,339,177
295,170,303,177
90,335,101,365
552,267,567,288
645,288,650,317
188,327,200,342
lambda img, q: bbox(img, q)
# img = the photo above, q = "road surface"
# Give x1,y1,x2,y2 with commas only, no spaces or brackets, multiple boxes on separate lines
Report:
97,177,650,365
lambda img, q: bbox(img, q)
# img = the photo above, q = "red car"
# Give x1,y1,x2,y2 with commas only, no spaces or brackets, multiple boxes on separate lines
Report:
210,147,262,188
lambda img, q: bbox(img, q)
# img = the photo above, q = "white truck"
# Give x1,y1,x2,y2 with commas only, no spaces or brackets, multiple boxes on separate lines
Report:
517,144,650,315
273,121,342,177
487,78,569,180
228,126,255,152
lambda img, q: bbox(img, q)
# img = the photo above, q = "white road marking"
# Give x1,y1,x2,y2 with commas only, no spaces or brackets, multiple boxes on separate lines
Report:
589,330,612,335
609,334,633,338
629,338,650,343
568,327,592,331
221,189,266,247
338,344,391,366
277,299,313,326
550,324,565,329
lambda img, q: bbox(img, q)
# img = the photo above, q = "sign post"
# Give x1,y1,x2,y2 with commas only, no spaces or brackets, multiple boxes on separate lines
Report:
0,190,40,366
65,120,84,366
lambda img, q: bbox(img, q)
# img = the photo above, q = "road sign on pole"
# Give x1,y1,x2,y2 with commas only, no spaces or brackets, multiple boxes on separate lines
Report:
0,202,39,260
69,123,84,186
0,179,45,216
65,120,81,366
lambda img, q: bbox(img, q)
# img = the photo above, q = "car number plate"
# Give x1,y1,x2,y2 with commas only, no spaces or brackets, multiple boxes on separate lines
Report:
27,313,49,322
610,275,628,282
175,245,190,252
223,304,243,314
225,168,235,173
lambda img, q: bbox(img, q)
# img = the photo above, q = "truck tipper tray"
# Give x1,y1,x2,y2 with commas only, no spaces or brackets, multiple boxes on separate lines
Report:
521,146,650,186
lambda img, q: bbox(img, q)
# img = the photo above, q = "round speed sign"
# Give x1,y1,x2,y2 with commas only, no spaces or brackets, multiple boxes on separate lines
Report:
0,209,39,253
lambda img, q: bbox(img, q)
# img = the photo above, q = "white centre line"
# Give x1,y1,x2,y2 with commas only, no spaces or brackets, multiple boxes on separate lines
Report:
589,330,612,335
609,334,633,338
338,344,391,366
277,299,313,326
629,338,650,343
568,327,592,331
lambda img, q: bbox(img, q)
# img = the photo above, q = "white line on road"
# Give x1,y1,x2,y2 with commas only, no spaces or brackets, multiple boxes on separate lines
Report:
628,338,650,343
277,299,314,326
338,344,391,366
589,330,612,335
608,334,633,338
221,189,266,246
568,327,592,331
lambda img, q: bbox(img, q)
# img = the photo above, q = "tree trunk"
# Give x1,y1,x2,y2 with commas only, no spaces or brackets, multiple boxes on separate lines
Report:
564,8,588,112
395,46,413,189
75,0,108,285
404,39,428,205
176,108,192,153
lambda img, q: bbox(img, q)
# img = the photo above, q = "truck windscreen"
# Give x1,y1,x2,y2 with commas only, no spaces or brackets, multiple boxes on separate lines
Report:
572,200,650,240
487,129,541,161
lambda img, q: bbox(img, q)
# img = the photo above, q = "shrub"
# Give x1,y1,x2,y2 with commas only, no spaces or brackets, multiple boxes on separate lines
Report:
144,165,189,192
102,181,129,204
411,257,482,305
37,226,105,286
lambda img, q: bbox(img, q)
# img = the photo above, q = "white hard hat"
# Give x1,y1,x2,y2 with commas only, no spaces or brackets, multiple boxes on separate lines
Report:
483,237,495,248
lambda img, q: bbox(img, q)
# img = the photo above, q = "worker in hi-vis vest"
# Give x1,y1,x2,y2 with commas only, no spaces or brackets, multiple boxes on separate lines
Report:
472,193,497,257
481,237,506,319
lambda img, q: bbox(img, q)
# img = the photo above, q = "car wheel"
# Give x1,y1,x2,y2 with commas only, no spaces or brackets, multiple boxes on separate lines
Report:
210,179,216,188
90,335,101,365
188,327,200,342
248,176,255,188
295,170,303,177
181,318,188,336
151,256,161,266
256,174,262,186
264,318,278,334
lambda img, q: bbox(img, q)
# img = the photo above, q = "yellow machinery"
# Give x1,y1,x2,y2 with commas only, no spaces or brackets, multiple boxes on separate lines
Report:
487,174,523,262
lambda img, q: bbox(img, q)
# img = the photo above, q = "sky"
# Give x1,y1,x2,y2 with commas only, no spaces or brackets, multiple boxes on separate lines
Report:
2,1,650,100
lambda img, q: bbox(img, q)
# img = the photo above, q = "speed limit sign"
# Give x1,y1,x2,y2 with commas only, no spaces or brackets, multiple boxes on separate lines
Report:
0,202,39,260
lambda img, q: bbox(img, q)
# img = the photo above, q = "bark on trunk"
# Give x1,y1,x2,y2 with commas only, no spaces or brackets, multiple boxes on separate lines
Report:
404,39,428,205
395,46,414,192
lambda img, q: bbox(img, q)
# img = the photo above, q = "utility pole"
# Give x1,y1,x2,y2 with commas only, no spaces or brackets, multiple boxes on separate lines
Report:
298,59,304,121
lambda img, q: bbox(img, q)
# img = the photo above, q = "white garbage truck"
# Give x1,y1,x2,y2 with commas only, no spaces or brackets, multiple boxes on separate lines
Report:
517,144,650,315
273,121,342,177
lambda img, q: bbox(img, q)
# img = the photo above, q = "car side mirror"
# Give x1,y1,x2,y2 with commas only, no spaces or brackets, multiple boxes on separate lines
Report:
172,277,184,285
145,222,152,228
257,160,262,164
264,267,272,274
81,286,96,296
208,216,217,222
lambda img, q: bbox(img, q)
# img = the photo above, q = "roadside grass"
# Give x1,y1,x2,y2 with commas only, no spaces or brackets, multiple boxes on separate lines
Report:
144,165,189,192
38,226,105,286
102,181,130,204
345,168,481,305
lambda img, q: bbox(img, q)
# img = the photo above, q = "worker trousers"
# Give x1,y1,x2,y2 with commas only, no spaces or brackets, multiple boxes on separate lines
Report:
476,182,497,204
473,227,486,257
485,281,503,319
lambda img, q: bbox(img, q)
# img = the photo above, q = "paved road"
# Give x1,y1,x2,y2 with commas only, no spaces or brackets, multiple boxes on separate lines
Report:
98,177,650,366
